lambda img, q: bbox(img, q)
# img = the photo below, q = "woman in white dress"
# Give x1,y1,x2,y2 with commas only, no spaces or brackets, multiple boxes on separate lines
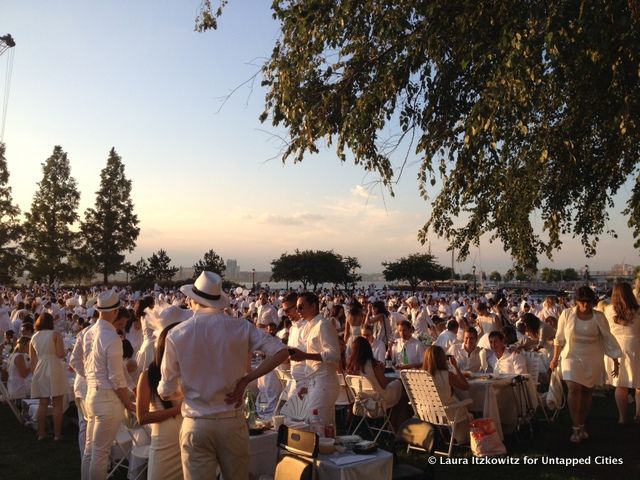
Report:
604,282,640,424
134,296,156,371
344,300,365,355
550,286,622,443
7,336,31,399
136,322,183,480
422,345,470,443
30,312,68,440
347,336,402,409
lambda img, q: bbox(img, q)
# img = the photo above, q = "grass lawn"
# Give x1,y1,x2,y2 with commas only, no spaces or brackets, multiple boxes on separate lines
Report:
0,389,637,479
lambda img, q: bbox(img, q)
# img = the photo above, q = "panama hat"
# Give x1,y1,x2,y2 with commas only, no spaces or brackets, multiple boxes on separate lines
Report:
95,290,121,312
157,305,192,330
180,271,230,308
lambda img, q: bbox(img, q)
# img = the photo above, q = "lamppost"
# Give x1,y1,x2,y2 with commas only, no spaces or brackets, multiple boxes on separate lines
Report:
584,264,589,285
472,265,477,293
252,268,256,291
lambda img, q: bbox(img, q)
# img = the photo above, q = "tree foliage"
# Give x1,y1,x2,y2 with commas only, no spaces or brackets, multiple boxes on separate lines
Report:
271,249,361,289
382,253,447,291
22,146,80,283
80,148,140,284
0,143,23,283
199,1,640,271
193,249,226,278
147,249,179,283
489,271,502,282
540,267,580,282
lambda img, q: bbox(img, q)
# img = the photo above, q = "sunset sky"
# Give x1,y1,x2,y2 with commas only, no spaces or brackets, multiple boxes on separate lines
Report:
2,1,639,275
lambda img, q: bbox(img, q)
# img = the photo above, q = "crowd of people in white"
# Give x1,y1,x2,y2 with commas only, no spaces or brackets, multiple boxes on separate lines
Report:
1,273,639,479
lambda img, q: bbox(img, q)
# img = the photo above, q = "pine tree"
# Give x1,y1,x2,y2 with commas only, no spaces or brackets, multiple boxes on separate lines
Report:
147,249,178,283
80,148,140,284
193,249,226,278
23,146,80,283
0,143,23,283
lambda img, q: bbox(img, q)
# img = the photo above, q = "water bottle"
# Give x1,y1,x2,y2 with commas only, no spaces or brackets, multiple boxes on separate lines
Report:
308,408,323,436
244,390,256,426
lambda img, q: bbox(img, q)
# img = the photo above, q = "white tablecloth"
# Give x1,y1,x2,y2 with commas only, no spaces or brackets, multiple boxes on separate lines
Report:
456,374,538,439
248,429,392,480
318,449,393,480
250,429,279,479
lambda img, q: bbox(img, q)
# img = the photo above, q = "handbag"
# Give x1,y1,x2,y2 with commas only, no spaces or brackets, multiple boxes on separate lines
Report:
546,365,565,410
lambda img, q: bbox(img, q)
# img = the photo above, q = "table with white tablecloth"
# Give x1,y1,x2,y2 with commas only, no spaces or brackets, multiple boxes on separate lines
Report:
455,374,538,439
248,429,392,480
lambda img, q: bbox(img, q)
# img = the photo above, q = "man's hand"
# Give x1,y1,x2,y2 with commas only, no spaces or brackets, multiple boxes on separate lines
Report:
225,376,249,407
288,348,307,362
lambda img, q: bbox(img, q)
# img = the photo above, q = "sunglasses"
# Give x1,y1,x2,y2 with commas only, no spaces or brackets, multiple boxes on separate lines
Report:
283,304,295,313
296,304,306,311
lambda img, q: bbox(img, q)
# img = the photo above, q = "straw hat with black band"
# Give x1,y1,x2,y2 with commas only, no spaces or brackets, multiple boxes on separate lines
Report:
180,271,230,309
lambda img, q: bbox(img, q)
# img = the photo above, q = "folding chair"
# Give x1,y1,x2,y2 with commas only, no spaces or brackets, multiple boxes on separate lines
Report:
345,374,394,442
0,379,23,423
123,410,151,480
522,351,551,423
508,375,535,438
274,368,293,414
400,369,472,457
335,373,354,434
274,425,318,480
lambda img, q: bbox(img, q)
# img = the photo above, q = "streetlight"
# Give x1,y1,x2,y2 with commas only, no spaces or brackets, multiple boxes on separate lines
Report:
252,268,256,291
584,264,589,285
472,265,477,293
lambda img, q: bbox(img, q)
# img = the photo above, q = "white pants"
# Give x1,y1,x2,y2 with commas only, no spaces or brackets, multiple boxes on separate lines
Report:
81,388,124,480
180,411,249,480
76,397,88,459
306,376,339,427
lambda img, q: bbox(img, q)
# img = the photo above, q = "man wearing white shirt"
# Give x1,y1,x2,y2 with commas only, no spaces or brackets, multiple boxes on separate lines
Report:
69,321,97,459
484,331,527,375
406,297,432,336
257,291,280,327
288,292,340,427
282,292,309,399
447,327,483,372
435,319,459,351
391,320,427,369
81,291,134,480
159,272,287,480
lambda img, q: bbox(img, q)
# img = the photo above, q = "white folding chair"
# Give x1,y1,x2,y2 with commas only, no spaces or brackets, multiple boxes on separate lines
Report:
123,411,151,480
399,369,472,457
345,374,394,442
0,379,23,423
522,351,552,423
274,368,294,414
280,393,309,422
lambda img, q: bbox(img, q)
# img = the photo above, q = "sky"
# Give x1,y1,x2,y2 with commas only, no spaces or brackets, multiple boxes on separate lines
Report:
1,1,639,275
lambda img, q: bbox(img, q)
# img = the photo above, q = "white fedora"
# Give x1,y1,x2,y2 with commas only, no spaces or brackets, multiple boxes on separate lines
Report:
157,305,193,330
96,290,121,312
180,271,229,309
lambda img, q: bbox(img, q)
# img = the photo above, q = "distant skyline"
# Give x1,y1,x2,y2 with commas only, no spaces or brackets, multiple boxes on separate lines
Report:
2,1,639,275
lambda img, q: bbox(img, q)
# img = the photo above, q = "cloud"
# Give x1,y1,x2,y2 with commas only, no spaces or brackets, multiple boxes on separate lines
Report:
257,212,326,225
351,184,377,199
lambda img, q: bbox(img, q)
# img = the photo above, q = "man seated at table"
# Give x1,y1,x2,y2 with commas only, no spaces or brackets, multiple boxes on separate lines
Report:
362,324,386,363
391,320,426,369
483,331,528,375
435,319,459,351
447,327,483,373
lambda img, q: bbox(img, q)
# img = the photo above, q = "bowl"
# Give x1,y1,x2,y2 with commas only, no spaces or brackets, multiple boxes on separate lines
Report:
318,437,335,454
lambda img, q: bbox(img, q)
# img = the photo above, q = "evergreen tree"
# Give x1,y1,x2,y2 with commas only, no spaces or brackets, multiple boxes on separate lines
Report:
80,148,140,284
193,249,226,278
147,249,178,283
23,146,80,283
0,143,23,283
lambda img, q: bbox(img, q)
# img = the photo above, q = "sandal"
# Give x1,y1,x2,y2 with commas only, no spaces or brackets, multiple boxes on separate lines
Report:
53,436,63,442
570,427,581,443
578,425,589,440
